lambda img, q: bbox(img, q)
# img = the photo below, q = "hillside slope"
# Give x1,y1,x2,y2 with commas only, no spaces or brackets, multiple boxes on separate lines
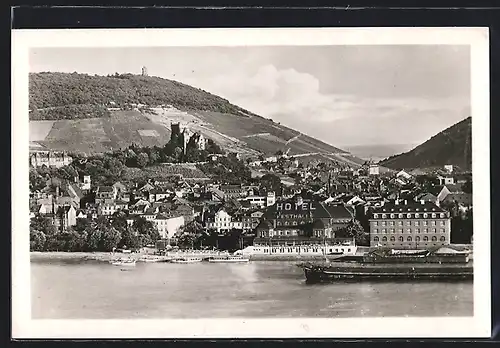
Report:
379,117,472,170
29,72,357,163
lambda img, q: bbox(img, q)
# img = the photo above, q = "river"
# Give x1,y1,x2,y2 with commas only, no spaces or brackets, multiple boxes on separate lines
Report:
31,259,473,319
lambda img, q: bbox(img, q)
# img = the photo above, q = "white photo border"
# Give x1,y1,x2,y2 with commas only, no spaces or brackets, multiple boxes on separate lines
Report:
12,27,491,339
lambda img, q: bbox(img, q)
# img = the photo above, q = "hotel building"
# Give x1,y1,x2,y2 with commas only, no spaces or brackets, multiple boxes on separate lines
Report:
253,194,353,246
368,200,451,249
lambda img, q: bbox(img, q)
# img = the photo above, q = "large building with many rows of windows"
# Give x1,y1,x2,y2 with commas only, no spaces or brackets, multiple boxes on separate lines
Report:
368,200,451,249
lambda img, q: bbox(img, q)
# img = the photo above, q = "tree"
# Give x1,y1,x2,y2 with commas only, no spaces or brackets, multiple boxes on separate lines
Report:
30,230,47,251
100,227,122,251
338,220,368,246
173,147,183,162
260,173,282,192
136,152,149,168
118,228,141,250
462,177,472,194
85,227,103,251
29,169,47,192
177,233,196,249
30,215,58,236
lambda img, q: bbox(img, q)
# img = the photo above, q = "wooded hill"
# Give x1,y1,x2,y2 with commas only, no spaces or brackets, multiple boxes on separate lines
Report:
379,117,472,170
29,72,258,120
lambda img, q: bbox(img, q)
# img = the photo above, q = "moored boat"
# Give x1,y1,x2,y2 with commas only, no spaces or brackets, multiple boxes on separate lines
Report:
298,245,473,283
300,263,473,283
170,257,203,264
111,258,137,267
207,255,250,263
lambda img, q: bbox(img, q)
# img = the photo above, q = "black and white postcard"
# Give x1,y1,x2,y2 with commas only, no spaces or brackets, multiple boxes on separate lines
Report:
12,27,490,338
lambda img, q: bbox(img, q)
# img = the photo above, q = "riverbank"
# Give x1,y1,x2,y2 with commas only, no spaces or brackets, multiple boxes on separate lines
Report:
30,251,118,262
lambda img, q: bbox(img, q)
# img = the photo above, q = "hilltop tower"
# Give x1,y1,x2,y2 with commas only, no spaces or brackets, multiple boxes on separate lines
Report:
170,122,181,137
141,66,148,76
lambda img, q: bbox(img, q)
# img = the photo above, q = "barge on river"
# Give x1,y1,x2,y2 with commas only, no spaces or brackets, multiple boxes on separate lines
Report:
299,246,473,283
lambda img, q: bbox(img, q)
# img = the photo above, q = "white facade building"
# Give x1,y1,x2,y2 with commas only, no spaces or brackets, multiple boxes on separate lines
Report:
154,215,185,239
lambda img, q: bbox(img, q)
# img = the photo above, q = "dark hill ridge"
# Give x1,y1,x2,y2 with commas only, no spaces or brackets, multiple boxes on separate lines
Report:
379,117,472,170
29,72,354,161
29,72,256,120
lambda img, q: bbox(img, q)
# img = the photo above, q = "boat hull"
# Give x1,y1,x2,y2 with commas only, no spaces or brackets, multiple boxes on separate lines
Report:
170,259,202,264
208,259,250,263
111,262,136,267
302,265,473,283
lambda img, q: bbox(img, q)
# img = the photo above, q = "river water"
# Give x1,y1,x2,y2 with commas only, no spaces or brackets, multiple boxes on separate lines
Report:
31,259,473,319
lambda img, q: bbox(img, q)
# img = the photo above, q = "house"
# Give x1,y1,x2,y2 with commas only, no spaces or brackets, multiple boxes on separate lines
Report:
279,176,295,187
242,195,267,209
80,175,91,191
444,165,454,173
30,150,73,168
345,195,366,206
206,207,241,233
66,182,85,208
153,214,185,239
55,205,77,231
437,175,455,185
98,202,117,216
220,185,246,199
130,199,151,215
138,183,155,193
369,165,380,176
241,210,264,233
95,186,117,204
396,170,412,180
415,192,438,204
266,192,276,207
148,189,171,202
436,184,472,206
75,209,87,219
113,181,127,194
37,202,54,215
143,207,159,221
208,187,225,202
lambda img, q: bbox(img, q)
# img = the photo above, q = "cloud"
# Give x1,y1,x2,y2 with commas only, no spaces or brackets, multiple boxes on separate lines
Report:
156,63,471,146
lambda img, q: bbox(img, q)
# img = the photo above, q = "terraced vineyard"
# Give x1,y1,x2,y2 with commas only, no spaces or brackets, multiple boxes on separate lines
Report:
29,72,365,167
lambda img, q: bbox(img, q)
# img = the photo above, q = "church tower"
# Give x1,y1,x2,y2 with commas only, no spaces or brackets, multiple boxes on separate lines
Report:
141,66,148,76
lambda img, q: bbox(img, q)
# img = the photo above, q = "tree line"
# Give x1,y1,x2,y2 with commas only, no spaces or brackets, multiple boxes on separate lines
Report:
30,213,161,252
29,72,258,120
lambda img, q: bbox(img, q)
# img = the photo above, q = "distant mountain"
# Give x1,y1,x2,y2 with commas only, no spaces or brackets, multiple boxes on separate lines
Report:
342,143,418,162
29,72,364,166
379,117,472,171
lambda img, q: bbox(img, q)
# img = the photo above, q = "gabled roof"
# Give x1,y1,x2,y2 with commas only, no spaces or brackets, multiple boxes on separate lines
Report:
144,207,157,215
97,186,114,192
67,183,85,199
444,184,464,193
312,219,326,229
256,220,273,230
325,205,353,219
56,205,74,214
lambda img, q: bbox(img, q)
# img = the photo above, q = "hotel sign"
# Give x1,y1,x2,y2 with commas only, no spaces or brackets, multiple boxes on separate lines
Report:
276,202,316,211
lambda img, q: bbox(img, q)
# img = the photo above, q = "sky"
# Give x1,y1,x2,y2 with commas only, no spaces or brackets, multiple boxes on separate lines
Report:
30,45,470,147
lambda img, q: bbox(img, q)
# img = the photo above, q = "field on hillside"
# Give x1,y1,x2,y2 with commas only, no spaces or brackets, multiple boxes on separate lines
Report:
29,121,56,141
191,111,348,156
30,111,171,154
